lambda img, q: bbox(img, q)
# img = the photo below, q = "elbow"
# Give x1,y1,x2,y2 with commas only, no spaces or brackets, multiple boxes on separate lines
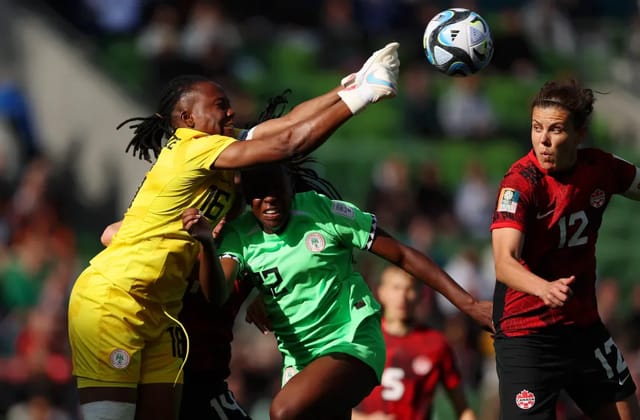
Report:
282,123,312,156
494,260,509,284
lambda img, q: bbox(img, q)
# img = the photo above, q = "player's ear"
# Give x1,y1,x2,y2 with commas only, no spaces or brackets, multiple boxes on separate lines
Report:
181,111,195,128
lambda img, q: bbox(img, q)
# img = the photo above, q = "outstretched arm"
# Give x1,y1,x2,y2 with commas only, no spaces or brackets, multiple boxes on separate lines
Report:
213,43,399,169
251,42,400,139
370,227,494,332
215,99,354,169
250,86,344,139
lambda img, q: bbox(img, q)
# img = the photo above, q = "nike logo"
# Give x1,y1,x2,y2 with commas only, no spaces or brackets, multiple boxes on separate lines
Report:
536,209,554,219
366,72,395,89
619,373,631,386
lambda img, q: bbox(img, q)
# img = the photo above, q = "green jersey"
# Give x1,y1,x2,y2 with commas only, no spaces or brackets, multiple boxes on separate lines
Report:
219,191,384,378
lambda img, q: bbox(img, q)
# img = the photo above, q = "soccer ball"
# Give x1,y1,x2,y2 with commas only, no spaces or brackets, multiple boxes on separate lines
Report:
423,8,494,76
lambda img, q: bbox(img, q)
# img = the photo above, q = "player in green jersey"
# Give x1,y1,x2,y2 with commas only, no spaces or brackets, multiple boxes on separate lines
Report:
182,160,494,420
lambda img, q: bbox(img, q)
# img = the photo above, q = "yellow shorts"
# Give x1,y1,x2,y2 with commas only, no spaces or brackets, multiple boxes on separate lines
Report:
68,267,185,387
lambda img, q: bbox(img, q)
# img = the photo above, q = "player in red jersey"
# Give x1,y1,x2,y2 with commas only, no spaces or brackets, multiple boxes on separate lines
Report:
353,266,476,420
491,79,640,419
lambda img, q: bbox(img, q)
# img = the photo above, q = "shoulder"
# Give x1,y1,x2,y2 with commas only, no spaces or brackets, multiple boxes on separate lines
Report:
500,153,542,193
579,147,625,165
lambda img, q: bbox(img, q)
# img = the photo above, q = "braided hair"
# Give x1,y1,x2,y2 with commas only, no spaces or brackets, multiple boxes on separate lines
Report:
286,156,342,200
117,75,210,162
247,88,292,127
246,89,342,200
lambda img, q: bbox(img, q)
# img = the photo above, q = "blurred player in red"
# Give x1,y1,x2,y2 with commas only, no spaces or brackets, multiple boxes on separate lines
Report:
353,266,476,420
491,79,640,419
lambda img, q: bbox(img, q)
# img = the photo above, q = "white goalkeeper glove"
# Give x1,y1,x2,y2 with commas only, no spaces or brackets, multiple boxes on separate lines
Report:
338,62,398,114
341,42,400,89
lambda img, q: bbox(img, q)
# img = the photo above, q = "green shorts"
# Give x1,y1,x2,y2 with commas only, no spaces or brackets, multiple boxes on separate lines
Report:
281,312,385,385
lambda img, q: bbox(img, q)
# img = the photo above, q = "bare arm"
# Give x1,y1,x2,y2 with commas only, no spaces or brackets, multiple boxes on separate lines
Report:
369,227,494,332
215,41,398,168
219,256,240,303
250,86,344,139
492,227,574,308
214,99,352,169
445,385,476,420
181,209,227,306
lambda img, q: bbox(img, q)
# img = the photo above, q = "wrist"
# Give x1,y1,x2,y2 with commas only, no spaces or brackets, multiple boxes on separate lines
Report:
337,87,369,114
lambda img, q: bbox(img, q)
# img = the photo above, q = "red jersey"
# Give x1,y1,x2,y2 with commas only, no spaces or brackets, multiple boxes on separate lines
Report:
179,267,253,377
357,321,462,419
491,148,636,337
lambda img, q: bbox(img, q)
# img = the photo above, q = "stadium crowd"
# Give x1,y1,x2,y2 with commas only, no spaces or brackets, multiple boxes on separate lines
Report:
3,0,640,419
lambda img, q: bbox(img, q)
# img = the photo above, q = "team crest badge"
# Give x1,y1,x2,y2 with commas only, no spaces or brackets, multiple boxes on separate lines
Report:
412,356,433,375
305,232,326,252
109,349,131,369
590,189,605,208
515,389,535,410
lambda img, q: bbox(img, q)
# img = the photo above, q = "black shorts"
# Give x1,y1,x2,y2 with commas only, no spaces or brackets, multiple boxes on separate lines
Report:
494,322,636,419
179,376,251,420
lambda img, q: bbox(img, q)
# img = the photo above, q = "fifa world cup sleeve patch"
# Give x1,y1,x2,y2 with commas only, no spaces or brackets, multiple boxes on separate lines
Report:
497,188,520,213
331,201,355,219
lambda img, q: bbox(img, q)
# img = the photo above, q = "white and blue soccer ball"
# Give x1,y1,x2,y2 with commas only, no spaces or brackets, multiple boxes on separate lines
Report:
423,8,494,76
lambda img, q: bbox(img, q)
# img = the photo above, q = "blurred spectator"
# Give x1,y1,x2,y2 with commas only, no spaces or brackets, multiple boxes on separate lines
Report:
0,79,41,183
136,3,181,60
490,8,539,79
5,376,72,420
401,62,442,139
180,0,242,78
437,76,497,140
367,156,415,234
353,0,412,41
453,160,495,240
83,0,145,36
414,161,456,232
317,0,365,72
437,247,484,319
520,0,577,57
0,156,77,418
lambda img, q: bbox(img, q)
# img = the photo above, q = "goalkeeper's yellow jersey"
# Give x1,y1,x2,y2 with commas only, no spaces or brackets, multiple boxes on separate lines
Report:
89,127,242,304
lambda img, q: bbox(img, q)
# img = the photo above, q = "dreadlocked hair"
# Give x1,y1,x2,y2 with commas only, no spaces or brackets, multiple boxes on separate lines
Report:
246,89,292,128
246,89,340,200
117,75,210,162
285,155,342,200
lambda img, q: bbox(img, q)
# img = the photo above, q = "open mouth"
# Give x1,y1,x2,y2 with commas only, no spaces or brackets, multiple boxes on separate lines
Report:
262,207,281,220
